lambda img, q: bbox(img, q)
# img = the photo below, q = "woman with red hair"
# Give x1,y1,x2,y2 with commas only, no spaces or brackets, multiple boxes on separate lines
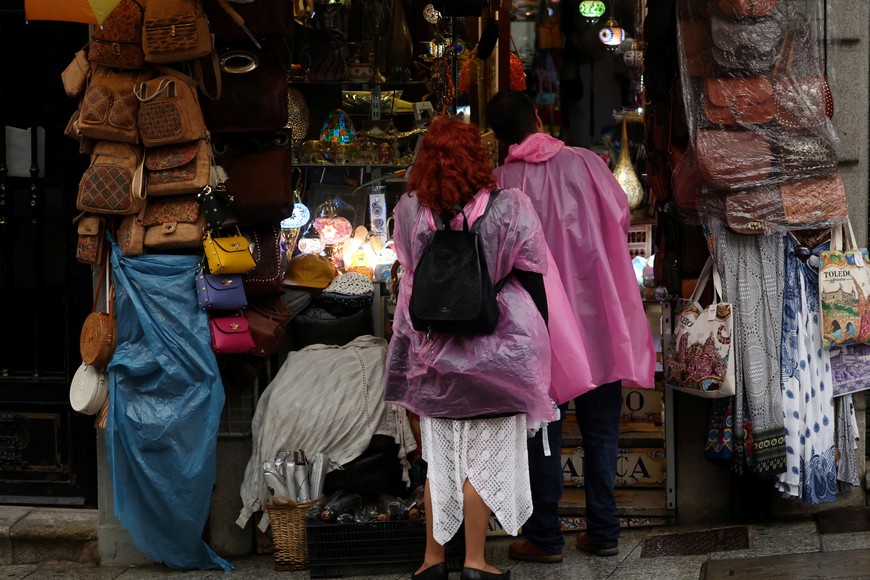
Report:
384,117,556,580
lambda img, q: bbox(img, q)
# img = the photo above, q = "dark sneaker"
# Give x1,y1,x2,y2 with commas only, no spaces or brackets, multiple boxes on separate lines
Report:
508,539,564,563
575,532,619,556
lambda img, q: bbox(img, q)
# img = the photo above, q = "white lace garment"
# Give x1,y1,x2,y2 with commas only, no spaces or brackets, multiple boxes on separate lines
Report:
420,415,532,545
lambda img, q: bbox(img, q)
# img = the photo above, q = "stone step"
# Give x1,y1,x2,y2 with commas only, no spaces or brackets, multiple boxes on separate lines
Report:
0,506,98,565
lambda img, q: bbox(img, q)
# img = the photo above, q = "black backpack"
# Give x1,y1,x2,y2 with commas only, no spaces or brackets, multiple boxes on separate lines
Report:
409,190,505,335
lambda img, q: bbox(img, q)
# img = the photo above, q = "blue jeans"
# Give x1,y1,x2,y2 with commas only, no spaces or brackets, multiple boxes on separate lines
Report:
523,380,623,552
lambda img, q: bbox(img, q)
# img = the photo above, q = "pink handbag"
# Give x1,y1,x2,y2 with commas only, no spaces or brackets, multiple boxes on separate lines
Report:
209,312,255,354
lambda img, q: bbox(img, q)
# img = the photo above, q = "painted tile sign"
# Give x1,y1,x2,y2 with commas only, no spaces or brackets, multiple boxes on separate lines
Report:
562,447,666,488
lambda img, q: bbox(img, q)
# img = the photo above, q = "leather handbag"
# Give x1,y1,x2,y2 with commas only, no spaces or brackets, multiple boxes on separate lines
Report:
142,196,206,250
209,312,256,354
775,131,838,177
665,257,735,398
710,14,783,72
143,0,212,64
205,0,294,44
80,260,116,370
145,139,211,196
76,215,105,265
242,225,286,299
680,18,713,78
202,232,257,274
89,0,146,70
134,72,207,148
703,77,775,125
213,133,294,226
198,184,238,230
773,29,834,129
715,0,778,17
244,296,292,357
79,67,153,144
77,142,146,215
196,269,248,310
696,129,772,189
62,48,90,98
202,47,289,133
780,173,848,228
724,187,785,234
117,207,146,256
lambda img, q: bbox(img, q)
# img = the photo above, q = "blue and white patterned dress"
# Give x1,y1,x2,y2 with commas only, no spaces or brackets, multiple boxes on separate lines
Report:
776,236,837,504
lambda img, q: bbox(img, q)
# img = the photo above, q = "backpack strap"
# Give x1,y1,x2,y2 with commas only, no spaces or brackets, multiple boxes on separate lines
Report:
470,189,501,234
431,189,501,232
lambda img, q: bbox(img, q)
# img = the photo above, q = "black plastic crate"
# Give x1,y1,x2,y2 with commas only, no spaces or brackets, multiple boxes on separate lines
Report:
307,519,464,578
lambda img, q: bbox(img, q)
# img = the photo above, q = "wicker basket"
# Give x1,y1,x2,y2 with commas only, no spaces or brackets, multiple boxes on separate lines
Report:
267,497,322,571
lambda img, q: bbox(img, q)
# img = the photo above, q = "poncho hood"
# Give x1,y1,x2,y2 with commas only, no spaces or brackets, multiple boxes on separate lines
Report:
505,133,565,164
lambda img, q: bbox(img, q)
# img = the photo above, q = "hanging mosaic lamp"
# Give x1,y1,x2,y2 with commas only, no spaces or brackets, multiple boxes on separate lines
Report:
612,118,644,210
598,17,625,51
313,197,353,246
429,34,449,58
423,3,442,24
285,87,310,142
320,109,356,144
578,0,606,24
282,200,311,229
297,227,325,255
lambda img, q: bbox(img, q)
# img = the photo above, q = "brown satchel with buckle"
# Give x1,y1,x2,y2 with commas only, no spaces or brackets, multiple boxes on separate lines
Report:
79,67,153,144
134,71,207,147
143,0,213,63
78,142,146,215
142,196,206,250
89,0,146,70
703,77,775,126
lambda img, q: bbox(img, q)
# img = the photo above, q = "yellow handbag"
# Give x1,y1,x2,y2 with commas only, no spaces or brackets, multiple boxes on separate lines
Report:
202,232,257,274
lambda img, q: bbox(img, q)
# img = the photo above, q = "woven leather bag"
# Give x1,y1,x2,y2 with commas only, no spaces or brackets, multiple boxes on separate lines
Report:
143,0,212,64
242,225,286,299
80,261,116,369
145,139,211,196
79,67,153,144
715,0,778,17
244,296,291,357
89,0,145,70
710,14,783,72
780,173,848,228
142,196,205,250
78,142,146,215
696,129,772,189
135,73,207,147
704,77,775,126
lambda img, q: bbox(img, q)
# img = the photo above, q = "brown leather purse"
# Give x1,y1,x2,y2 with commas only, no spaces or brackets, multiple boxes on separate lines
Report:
773,29,834,129
724,187,785,234
143,0,212,64
780,173,848,228
76,215,106,265
242,225,286,299
704,77,775,126
244,296,292,357
79,67,153,144
134,72,207,148
89,0,146,70
142,196,206,250
696,129,772,189
145,139,211,196
78,142,146,216
80,258,117,370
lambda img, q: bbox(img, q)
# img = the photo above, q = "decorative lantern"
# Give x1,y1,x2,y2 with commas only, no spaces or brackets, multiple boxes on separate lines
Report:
423,3,442,24
612,118,644,210
429,34,449,58
297,227,325,255
285,88,309,142
313,197,353,246
578,0,606,24
598,17,624,51
320,109,356,144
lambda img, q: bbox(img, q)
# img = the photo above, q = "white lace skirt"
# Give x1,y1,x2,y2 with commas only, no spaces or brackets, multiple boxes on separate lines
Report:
420,415,532,545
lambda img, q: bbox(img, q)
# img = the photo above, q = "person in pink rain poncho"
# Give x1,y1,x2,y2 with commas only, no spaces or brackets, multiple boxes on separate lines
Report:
384,117,557,580
487,90,655,563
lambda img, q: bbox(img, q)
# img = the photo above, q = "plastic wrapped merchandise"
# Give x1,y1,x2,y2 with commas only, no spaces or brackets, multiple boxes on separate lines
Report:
308,491,341,521
675,0,846,232
320,493,362,522
309,452,328,500
376,494,405,520
262,462,291,501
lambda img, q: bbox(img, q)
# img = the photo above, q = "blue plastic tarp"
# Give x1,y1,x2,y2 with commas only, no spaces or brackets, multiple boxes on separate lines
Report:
105,239,232,571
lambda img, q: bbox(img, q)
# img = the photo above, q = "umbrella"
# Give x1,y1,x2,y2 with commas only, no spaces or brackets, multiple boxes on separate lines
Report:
24,0,122,25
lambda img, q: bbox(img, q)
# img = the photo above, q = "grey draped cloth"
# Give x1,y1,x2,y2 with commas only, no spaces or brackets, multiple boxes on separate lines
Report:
710,219,786,476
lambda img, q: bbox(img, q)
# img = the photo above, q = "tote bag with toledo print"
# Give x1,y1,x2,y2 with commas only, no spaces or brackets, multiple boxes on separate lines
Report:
819,219,870,349
665,257,736,398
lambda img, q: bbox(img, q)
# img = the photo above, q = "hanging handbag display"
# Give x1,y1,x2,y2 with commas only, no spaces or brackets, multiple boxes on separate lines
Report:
703,77,775,126
665,257,736,398
819,219,870,349
773,26,834,129
117,207,147,256
62,48,90,98
709,14,783,72
202,231,257,274
142,196,206,250
695,129,772,189
780,172,848,228
201,46,289,133
244,296,292,357
88,0,146,70
134,72,207,148
142,0,213,64
70,362,109,416
198,183,238,230
242,225,286,299
145,139,211,196
77,142,146,216
80,258,117,370
76,215,106,265
774,131,838,178
714,0,778,17
723,187,785,234
196,268,248,310
79,67,153,144
212,132,294,225
208,312,256,354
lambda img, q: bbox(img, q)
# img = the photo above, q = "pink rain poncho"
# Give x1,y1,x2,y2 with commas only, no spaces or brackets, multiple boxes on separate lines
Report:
495,133,655,396
383,188,557,425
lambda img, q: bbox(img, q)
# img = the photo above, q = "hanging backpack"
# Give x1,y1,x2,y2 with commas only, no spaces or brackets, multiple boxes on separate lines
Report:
409,190,506,335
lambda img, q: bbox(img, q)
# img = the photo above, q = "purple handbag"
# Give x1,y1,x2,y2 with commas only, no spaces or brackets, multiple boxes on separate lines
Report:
209,312,256,354
196,269,248,311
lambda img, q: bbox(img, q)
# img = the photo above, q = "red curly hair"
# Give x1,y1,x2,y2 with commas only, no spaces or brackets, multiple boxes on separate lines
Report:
407,117,496,214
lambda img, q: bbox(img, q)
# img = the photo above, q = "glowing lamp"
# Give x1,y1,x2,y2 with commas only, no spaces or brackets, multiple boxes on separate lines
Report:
297,227,325,255
313,197,353,246
429,34,448,58
320,109,356,144
598,17,625,51
579,0,606,24
612,118,644,210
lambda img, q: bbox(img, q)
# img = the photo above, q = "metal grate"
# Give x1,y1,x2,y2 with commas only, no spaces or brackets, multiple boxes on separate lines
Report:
641,526,750,558
219,383,258,437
